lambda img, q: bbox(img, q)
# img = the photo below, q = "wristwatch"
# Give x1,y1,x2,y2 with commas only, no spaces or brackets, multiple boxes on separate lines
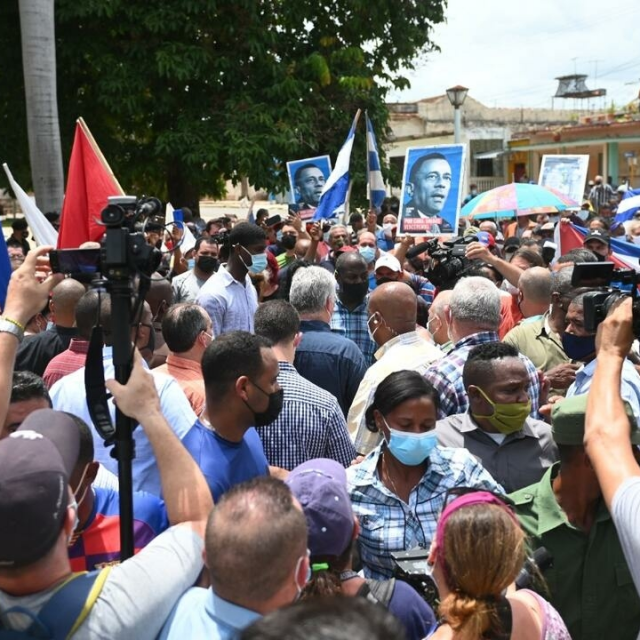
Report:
0,318,25,343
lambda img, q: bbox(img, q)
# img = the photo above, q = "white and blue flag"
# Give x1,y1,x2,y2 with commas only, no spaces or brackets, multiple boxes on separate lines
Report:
313,111,361,221
365,113,386,211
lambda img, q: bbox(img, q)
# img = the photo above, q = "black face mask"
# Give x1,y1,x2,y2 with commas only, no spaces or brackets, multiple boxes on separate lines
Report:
340,281,369,302
376,277,396,287
197,255,219,274
281,235,297,250
245,381,284,426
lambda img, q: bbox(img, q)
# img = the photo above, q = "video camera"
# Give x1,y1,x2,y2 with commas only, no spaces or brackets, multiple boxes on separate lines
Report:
423,235,478,290
50,196,163,281
571,262,640,336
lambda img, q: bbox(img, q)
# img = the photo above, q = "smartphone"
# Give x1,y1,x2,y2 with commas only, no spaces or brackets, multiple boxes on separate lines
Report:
50,249,101,281
265,214,282,227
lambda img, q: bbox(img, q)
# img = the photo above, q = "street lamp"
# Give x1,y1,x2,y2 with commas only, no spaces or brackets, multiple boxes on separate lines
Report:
446,85,469,144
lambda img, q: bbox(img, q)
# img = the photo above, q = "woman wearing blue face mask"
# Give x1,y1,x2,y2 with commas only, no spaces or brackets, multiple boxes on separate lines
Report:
347,370,503,580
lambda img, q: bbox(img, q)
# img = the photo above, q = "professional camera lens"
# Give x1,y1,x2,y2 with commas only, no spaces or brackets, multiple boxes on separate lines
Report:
101,204,125,226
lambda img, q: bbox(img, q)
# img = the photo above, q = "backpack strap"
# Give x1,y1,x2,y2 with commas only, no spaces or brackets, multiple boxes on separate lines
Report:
33,567,111,639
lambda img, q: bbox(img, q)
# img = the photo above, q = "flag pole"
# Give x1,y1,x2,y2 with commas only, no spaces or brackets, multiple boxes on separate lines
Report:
77,117,125,195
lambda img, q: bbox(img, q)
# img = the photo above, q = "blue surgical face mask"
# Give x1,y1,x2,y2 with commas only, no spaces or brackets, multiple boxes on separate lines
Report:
383,418,438,466
247,251,268,274
239,246,268,274
187,258,195,270
359,246,376,264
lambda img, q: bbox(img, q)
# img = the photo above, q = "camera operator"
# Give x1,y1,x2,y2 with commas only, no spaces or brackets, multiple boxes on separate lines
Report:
564,292,640,416
585,297,640,595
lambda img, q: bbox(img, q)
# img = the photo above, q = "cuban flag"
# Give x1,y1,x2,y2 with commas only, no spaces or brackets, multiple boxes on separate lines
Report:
614,188,640,223
313,111,361,221
555,221,640,271
365,113,386,211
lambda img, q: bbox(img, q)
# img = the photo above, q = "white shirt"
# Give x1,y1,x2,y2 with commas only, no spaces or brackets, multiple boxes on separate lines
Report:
196,266,258,336
347,331,442,454
50,347,196,496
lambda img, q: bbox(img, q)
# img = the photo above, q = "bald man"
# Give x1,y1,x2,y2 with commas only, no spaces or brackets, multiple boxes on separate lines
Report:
427,290,453,352
15,278,86,376
517,267,551,320
347,282,443,455
146,274,174,368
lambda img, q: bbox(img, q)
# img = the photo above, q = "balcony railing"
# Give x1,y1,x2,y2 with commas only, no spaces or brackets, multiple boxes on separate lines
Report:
470,176,506,192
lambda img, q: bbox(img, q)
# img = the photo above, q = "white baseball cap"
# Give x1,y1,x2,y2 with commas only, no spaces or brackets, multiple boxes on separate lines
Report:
374,254,402,273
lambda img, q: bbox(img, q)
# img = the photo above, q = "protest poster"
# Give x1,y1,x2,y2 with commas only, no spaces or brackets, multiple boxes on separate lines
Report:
538,154,589,205
286,155,332,220
398,144,465,236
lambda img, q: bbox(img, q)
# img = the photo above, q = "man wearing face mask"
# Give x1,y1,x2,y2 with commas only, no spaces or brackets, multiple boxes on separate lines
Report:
63,413,169,571
181,332,277,501
436,342,557,493
160,477,309,639
275,224,300,269
348,282,442,455
197,222,267,335
564,291,640,415
331,253,377,365
172,237,219,304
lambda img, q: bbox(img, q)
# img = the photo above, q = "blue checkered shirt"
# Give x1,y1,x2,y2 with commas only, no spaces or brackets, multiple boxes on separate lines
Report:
331,296,377,366
347,444,503,579
423,331,541,420
254,362,357,470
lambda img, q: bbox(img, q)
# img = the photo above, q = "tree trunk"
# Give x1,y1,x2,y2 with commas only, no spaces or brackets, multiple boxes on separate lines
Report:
18,0,64,213
166,161,201,216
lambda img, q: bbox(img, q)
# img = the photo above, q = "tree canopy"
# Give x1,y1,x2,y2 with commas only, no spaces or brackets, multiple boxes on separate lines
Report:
0,0,447,212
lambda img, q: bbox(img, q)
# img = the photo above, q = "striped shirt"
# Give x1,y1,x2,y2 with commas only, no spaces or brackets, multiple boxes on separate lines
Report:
331,295,377,366
255,362,356,470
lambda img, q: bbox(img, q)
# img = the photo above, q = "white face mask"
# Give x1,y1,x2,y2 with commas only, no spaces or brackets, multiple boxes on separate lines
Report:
383,223,394,239
632,236,640,246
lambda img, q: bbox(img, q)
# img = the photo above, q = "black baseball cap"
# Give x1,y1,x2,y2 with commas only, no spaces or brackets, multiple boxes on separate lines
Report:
584,229,610,245
0,410,80,567
503,237,521,252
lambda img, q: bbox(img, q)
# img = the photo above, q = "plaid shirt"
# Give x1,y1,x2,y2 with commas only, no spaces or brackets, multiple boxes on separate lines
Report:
347,444,503,579
255,362,357,470
331,295,377,365
424,331,541,420
42,338,90,389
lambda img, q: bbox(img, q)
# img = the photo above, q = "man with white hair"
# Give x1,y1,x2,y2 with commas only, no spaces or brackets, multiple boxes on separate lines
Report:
290,267,367,417
478,220,498,239
423,276,542,419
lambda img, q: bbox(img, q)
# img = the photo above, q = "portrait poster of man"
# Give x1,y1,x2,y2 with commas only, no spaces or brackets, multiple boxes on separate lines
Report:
399,145,465,236
538,154,588,205
287,155,332,220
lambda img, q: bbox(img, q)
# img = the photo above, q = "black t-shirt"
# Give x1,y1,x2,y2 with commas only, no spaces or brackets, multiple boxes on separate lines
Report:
15,326,78,376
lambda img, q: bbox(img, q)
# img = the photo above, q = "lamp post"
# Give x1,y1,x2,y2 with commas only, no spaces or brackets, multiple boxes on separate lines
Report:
446,85,469,144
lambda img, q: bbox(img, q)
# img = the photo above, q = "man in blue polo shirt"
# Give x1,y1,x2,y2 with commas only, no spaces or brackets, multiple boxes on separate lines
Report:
160,476,309,639
181,332,278,500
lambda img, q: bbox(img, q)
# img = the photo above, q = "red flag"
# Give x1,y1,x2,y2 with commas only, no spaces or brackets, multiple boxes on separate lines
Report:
557,221,635,270
58,118,124,248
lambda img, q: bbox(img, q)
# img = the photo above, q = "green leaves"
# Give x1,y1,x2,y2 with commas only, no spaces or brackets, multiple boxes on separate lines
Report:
0,0,446,208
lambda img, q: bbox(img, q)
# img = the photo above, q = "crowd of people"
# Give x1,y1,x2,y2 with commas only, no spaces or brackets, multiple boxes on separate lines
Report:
1,187,640,640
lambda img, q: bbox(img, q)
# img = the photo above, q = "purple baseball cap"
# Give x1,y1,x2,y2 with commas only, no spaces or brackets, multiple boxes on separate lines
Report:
0,409,80,567
286,459,354,557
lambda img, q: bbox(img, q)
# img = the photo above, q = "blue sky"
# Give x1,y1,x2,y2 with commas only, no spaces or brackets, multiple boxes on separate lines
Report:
390,0,640,110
